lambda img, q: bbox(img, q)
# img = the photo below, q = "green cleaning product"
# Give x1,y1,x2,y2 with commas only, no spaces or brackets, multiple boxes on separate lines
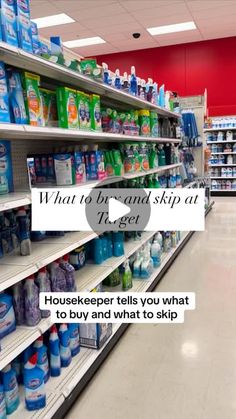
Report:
77,91,86,130
139,110,150,137
103,269,121,287
56,87,78,129
90,94,101,131
122,260,133,291
153,174,161,188
22,72,43,126
147,174,154,188
113,150,124,176
150,111,159,137
84,93,91,130
149,144,159,168
158,145,166,166
39,88,58,127
123,143,135,174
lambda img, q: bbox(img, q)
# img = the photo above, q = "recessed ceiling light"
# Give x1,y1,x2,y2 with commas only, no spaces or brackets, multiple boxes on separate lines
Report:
147,21,196,36
32,13,75,29
63,37,106,48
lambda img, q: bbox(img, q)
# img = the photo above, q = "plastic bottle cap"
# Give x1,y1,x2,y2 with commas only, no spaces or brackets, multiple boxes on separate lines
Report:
29,353,38,366
39,267,47,273
27,274,35,280
50,325,58,333
37,335,43,342
63,254,69,262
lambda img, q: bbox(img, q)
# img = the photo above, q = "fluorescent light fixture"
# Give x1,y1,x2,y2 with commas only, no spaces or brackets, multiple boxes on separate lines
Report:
63,37,106,48
147,21,196,36
32,13,75,29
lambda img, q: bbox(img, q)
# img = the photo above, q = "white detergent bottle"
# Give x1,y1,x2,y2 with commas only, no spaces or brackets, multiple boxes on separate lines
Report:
140,248,151,279
151,239,161,268
133,251,142,278
154,232,163,252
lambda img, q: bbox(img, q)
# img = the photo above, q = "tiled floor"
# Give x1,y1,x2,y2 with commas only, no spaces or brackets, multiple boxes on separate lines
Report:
66,197,236,419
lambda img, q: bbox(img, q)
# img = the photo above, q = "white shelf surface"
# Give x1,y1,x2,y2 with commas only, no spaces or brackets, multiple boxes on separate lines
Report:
0,123,181,144
207,140,236,144
0,191,31,211
210,152,236,155
0,41,180,118
210,177,236,179
0,231,97,292
211,189,236,192
209,164,236,167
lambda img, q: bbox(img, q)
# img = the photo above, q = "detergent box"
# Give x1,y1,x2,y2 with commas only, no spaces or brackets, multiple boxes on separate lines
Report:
74,148,86,184
0,61,11,123
30,21,40,55
90,94,101,131
56,87,78,129
50,36,64,65
84,148,106,181
39,88,58,127
15,0,33,53
22,71,44,126
1,0,18,47
79,323,112,349
0,140,14,195
54,153,76,186
7,67,28,124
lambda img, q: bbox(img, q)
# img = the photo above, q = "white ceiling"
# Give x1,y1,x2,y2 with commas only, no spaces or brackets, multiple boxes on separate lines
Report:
31,0,236,56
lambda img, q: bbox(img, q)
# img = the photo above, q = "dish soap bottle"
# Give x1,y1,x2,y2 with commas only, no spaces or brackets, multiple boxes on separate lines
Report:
122,260,133,290
24,274,41,326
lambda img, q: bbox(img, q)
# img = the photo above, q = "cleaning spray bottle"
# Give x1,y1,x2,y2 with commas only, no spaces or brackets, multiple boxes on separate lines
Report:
48,259,67,292
2,364,19,415
15,207,31,256
23,353,46,411
60,254,76,292
36,267,51,318
130,66,137,96
33,336,50,383
49,325,61,377
24,274,41,326
0,383,6,419
12,281,25,325
151,239,161,268
68,323,80,357
122,260,133,290
59,324,72,367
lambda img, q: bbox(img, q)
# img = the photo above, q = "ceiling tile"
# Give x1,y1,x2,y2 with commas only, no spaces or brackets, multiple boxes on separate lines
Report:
131,2,190,19
134,12,193,27
157,31,202,46
49,0,117,12
121,0,184,11
30,1,60,18
193,6,236,20
186,0,236,11
70,3,127,20
95,21,143,36
78,44,119,57
82,13,136,30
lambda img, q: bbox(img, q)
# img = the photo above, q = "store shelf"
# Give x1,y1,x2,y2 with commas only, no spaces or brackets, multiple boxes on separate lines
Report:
211,189,236,192
0,123,181,143
204,128,236,132
0,191,31,211
209,164,236,167
0,42,179,118
207,140,236,144
210,177,236,179
0,231,97,292
210,152,236,155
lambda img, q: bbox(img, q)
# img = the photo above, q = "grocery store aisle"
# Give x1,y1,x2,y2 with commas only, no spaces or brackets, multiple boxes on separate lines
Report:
67,197,236,419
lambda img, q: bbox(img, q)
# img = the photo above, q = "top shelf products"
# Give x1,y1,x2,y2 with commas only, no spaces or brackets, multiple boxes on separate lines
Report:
204,116,236,130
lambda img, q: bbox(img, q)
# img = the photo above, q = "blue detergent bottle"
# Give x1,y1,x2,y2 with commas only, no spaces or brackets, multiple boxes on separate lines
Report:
130,66,137,96
1,364,19,415
49,325,61,377
68,323,80,357
93,237,104,264
33,336,50,383
59,324,72,367
114,69,121,89
151,239,161,268
23,353,46,411
0,383,6,419
112,232,124,257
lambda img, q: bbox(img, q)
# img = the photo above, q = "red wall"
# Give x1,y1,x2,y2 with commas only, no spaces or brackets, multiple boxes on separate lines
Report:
96,37,236,116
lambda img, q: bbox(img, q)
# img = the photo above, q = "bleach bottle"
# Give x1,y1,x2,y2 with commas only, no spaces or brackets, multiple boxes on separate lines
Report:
24,275,41,326
1,364,19,415
36,267,51,318
60,254,76,292
49,259,67,292
49,325,61,377
23,353,46,411
33,336,50,383
59,324,72,368
0,384,6,419
151,239,161,268
15,207,31,256
68,323,80,357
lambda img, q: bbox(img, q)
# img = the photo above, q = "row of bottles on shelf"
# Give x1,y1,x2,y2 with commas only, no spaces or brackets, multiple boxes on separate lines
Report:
205,117,236,129
209,143,236,153
211,180,236,190
27,142,180,187
206,131,236,142
209,154,236,165
210,167,236,178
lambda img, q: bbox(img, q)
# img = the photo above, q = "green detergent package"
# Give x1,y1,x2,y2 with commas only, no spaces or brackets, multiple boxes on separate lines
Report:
80,59,102,78
39,88,58,127
113,150,124,176
22,72,44,127
139,110,151,137
90,94,101,131
150,111,159,137
56,87,78,129
84,93,91,130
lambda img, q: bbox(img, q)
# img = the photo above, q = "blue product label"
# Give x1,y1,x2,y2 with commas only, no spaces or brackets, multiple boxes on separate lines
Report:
0,393,6,419
25,382,46,411
0,63,11,123
60,345,71,367
1,0,18,47
50,353,61,376
16,0,33,53
70,328,80,356
37,349,49,383
0,296,16,339
3,373,19,415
